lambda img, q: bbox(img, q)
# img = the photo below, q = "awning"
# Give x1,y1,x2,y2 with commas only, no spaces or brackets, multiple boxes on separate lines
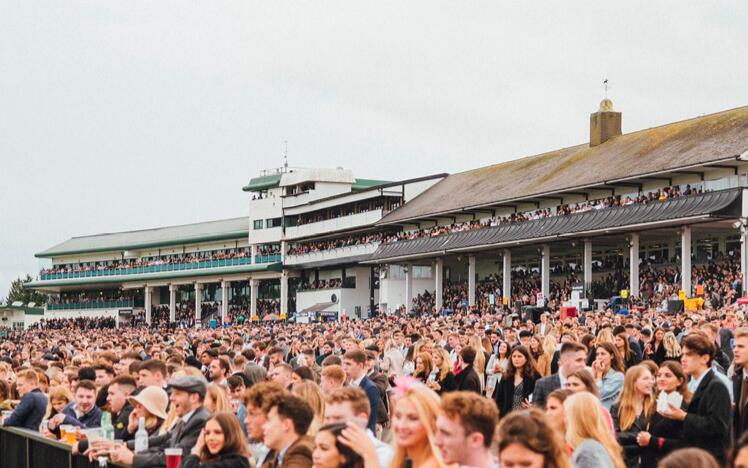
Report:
300,302,337,313
368,188,742,262
286,254,373,270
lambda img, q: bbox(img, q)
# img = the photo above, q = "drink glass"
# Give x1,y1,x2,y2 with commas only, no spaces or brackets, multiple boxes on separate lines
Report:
61,425,76,444
165,447,182,468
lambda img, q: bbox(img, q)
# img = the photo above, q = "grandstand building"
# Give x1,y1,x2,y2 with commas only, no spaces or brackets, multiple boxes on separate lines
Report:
24,100,748,326
25,166,442,326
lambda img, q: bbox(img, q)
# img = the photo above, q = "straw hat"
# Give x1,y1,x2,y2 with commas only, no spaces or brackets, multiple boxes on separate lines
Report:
127,386,168,420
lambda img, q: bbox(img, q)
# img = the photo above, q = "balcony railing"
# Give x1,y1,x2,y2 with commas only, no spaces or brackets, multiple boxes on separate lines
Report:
48,299,137,310
0,426,129,468
39,256,270,281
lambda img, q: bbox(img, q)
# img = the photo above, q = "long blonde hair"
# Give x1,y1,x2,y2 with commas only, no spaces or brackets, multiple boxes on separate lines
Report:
596,328,615,346
205,383,230,414
468,336,486,375
391,385,446,468
432,348,452,380
292,381,325,436
663,332,681,358
616,365,655,431
565,392,625,468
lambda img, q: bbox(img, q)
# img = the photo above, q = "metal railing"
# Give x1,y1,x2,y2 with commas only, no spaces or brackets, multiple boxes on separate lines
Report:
0,426,130,468
48,300,135,311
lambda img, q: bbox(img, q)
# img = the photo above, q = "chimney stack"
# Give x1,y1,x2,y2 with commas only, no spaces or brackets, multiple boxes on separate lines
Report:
589,99,622,147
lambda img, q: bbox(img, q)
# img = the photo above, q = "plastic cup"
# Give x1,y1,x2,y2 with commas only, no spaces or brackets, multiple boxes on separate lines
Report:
61,425,76,444
165,448,182,468
1,410,12,419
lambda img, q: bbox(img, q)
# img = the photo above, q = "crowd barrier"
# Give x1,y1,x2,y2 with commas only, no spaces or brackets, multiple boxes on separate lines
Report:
0,426,130,468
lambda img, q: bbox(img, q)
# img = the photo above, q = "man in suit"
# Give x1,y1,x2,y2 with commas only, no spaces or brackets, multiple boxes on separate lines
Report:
261,392,314,468
733,328,748,439
533,341,587,408
109,376,210,468
0,369,47,430
454,346,482,394
661,332,731,465
365,350,390,427
343,349,380,432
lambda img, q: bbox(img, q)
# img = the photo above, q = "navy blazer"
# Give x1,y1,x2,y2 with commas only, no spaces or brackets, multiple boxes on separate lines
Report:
3,388,47,431
683,369,731,465
358,376,381,432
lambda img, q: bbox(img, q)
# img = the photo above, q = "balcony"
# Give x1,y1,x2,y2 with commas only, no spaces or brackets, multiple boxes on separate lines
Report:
48,299,137,310
285,209,384,240
40,257,256,281
285,243,379,266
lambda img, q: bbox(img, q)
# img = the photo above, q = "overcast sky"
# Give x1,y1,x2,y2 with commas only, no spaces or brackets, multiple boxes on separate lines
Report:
1,1,747,299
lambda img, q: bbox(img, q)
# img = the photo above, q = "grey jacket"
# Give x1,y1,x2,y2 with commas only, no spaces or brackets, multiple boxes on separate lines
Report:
572,439,615,468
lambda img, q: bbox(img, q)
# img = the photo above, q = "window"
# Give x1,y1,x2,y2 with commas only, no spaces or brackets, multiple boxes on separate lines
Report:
266,217,282,228
253,220,263,230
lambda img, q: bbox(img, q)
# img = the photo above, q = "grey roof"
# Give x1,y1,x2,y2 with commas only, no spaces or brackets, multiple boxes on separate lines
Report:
286,254,373,270
379,105,748,225
36,217,249,258
369,188,741,262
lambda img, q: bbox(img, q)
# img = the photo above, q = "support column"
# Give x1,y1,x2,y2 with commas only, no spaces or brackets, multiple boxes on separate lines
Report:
681,226,692,297
280,271,288,318
378,266,387,315
468,255,476,307
541,244,550,300
404,264,413,313
434,258,444,311
169,284,176,322
741,228,748,286
221,280,229,324
251,245,257,263
194,283,203,324
584,239,593,293
281,241,287,264
250,278,258,319
503,249,512,308
629,234,640,297
144,286,152,325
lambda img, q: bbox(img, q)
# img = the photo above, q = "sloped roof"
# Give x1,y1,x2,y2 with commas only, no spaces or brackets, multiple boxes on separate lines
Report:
369,188,741,262
36,217,249,258
379,106,748,225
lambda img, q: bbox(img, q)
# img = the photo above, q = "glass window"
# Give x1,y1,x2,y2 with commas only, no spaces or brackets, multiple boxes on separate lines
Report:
253,220,263,230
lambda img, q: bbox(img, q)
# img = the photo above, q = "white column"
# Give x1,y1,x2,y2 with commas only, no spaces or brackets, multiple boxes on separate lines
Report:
251,245,257,263
221,280,229,324
404,264,413,313
281,241,287,264
169,284,176,322
503,249,512,308
378,266,386,315
280,271,288,317
468,255,476,307
541,244,550,299
144,286,152,325
250,278,258,319
194,283,203,324
741,228,748,285
629,234,640,297
681,226,692,297
434,258,444,311
584,239,593,293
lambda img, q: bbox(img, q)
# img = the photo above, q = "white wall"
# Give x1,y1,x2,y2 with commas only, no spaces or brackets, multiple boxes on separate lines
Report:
286,243,379,266
284,210,383,240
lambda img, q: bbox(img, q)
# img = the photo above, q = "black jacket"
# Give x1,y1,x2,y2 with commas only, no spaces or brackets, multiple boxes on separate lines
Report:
682,369,731,465
435,371,457,394
3,388,47,431
733,369,748,440
454,365,482,394
611,402,648,468
640,410,685,468
492,373,538,417
78,403,135,453
131,406,211,468
181,453,250,468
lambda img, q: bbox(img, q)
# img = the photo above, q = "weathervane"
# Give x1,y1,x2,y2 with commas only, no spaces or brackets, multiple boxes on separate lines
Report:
603,78,610,99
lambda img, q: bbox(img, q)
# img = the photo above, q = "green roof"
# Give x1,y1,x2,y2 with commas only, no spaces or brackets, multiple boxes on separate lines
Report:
352,178,391,190
0,305,45,315
25,262,282,288
242,174,282,192
36,217,249,258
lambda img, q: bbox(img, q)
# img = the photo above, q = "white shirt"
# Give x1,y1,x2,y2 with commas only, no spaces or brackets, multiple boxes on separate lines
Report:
688,368,711,393
369,429,394,468
181,409,196,424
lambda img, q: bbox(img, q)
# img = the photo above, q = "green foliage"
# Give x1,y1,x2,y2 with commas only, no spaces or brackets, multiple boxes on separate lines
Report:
4,274,47,306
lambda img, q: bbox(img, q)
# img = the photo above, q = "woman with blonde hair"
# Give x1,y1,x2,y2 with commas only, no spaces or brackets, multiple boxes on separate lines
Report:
292,381,325,436
536,334,557,377
610,365,655,467
467,336,487,393
390,380,446,468
205,383,231,414
662,331,681,362
426,348,455,395
498,408,570,468
565,392,625,468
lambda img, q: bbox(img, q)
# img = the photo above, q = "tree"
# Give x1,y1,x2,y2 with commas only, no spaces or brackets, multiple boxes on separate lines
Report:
4,274,48,306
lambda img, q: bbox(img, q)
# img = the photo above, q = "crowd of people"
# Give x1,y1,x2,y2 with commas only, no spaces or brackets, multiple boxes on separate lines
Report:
48,290,134,306
3,286,748,467
41,248,253,279
288,233,389,256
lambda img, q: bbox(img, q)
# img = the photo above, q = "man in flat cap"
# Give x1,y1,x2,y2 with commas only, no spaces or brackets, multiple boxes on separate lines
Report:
108,376,210,468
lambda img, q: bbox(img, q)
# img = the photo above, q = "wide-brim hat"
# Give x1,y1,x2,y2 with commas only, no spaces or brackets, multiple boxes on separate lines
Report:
127,386,169,420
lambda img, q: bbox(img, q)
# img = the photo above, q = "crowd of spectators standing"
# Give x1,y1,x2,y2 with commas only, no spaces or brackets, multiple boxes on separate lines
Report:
5,287,748,467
